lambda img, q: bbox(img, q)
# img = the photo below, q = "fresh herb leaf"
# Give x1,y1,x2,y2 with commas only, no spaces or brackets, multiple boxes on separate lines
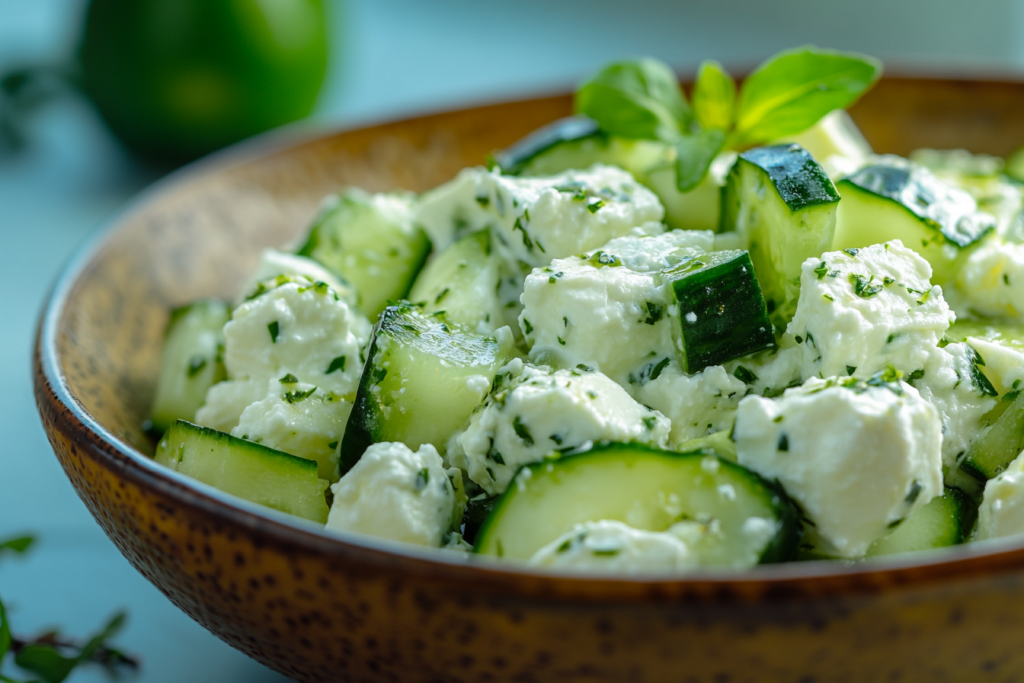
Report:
732,46,882,146
283,387,317,404
575,58,691,141
0,536,34,558
414,468,429,491
267,321,280,344
674,127,726,191
692,60,736,131
326,356,347,374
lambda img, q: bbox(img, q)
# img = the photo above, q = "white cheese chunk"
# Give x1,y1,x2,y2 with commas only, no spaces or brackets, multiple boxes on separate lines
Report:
415,165,664,266
222,276,369,398
951,237,1024,320
238,249,354,305
327,442,456,547
519,230,709,386
194,378,266,433
448,360,671,495
231,378,352,482
528,520,702,574
914,342,997,469
633,361,747,444
786,240,953,380
734,376,943,558
976,449,1024,541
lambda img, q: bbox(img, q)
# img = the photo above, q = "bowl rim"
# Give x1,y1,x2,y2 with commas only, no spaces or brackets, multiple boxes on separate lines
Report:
33,86,1024,603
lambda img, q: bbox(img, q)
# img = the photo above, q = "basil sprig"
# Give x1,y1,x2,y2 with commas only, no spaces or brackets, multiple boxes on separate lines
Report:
575,46,882,191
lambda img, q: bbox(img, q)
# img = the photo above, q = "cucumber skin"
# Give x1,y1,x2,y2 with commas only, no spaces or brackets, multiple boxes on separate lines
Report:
474,442,802,565
496,116,602,174
669,250,776,372
338,311,390,477
732,145,840,213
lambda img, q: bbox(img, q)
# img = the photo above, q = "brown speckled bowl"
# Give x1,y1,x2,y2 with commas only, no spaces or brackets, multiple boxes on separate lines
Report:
33,78,1024,683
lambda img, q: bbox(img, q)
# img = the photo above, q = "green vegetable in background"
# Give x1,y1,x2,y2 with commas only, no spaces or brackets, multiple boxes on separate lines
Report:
0,535,137,683
576,46,882,191
79,0,330,164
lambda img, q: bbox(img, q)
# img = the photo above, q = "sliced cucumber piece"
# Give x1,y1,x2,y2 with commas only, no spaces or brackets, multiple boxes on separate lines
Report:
958,390,1024,481
663,249,775,372
149,300,230,434
833,160,995,283
771,110,872,168
497,116,662,178
720,144,841,324
155,420,329,523
475,443,800,567
296,189,431,319
642,152,735,232
865,487,972,557
340,303,510,474
407,230,504,334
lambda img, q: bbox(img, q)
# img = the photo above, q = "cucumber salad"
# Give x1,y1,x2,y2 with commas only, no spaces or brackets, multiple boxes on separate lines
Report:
151,47,1024,574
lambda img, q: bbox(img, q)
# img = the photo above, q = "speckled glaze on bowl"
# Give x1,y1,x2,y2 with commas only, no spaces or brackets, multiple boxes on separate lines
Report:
33,78,1024,683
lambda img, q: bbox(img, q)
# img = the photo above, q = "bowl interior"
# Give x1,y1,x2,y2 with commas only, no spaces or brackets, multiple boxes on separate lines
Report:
49,75,1024,528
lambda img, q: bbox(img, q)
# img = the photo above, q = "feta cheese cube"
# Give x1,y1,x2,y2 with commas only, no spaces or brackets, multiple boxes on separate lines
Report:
231,378,353,482
327,442,458,547
448,360,671,495
528,519,702,574
734,376,943,558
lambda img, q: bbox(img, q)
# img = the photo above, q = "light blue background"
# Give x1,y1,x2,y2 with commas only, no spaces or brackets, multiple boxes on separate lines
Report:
2,1,1024,681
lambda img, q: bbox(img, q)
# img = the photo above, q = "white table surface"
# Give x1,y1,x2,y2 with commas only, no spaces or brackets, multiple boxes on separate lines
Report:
2,0,1024,681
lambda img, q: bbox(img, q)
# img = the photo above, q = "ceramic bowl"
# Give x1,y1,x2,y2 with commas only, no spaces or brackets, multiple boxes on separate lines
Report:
34,78,1024,683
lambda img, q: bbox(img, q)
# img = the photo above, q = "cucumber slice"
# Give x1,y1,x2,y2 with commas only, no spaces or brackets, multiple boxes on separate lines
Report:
833,161,995,283
720,144,841,324
407,230,504,334
340,303,509,474
149,300,230,434
474,443,801,567
155,420,329,523
497,116,662,178
664,249,776,372
641,152,734,232
958,390,1024,481
865,487,972,557
296,189,431,319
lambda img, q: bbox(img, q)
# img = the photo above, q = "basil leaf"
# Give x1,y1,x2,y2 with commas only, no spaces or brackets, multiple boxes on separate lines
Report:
0,535,34,558
576,58,691,141
0,596,11,661
14,644,78,683
693,60,736,131
733,46,881,146
674,128,726,192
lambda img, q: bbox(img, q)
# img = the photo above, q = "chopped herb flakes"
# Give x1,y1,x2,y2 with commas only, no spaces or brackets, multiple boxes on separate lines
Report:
326,356,347,374
587,199,606,213
643,301,664,325
777,434,789,452
733,365,758,384
813,261,829,279
849,273,883,298
283,386,317,404
414,468,430,491
328,441,339,450
642,416,658,430
187,355,207,378
434,287,450,304
279,373,299,384
513,415,534,446
523,319,534,335
268,321,280,343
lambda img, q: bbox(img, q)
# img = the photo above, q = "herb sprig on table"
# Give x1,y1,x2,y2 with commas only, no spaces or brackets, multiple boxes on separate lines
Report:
575,46,882,191
0,535,138,683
